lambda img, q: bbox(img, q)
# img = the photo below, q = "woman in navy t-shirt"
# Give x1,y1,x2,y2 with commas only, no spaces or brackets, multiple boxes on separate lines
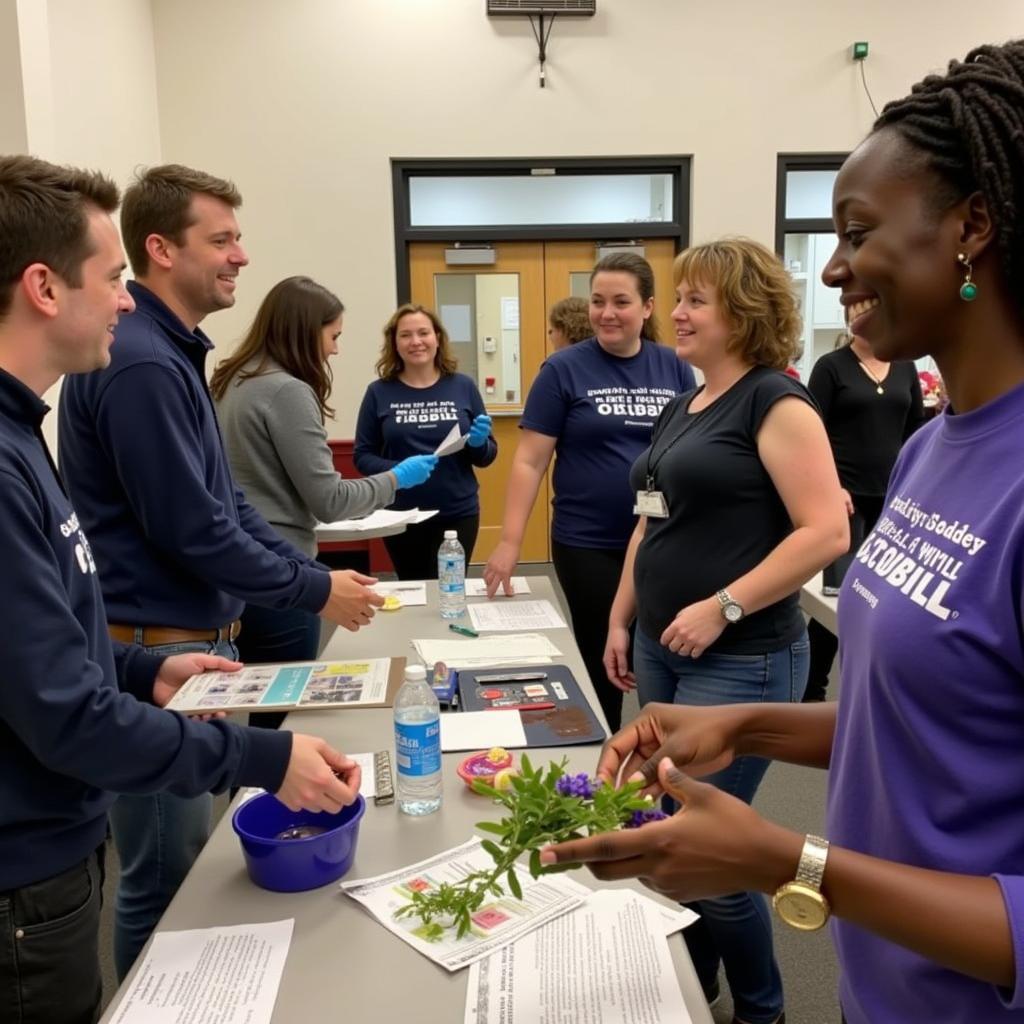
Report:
482,253,695,731
355,304,497,579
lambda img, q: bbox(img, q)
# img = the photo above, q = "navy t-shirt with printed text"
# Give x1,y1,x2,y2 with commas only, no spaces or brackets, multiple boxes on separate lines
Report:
354,372,497,517
520,338,695,549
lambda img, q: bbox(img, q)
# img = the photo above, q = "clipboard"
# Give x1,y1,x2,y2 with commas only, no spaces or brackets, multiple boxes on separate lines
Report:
166,657,406,714
457,664,607,747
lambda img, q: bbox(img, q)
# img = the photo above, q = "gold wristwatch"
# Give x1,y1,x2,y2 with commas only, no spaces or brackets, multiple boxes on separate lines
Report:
772,834,830,931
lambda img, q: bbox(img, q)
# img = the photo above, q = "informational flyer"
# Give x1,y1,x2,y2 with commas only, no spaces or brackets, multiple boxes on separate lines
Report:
339,838,590,971
108,920,293,1024
465,891,692,1024
165,658,402,714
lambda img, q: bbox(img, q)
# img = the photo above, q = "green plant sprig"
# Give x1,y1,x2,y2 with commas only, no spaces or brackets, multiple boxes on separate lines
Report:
393,754,652,939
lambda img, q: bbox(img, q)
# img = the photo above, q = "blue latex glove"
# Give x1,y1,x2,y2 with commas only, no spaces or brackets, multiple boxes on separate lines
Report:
392,454,438,489
466,413,492,448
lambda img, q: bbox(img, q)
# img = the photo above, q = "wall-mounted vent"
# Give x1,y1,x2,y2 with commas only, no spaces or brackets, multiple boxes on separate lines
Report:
487,0,596,16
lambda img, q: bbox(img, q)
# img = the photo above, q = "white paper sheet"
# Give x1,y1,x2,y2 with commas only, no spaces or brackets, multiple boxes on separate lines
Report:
108,920,293,1024
440,710,527,751
466,599,567,632
464,577,531,597
410,508,439,524
412,633,561,670
340,838,590,972
372,580,428,606
316,508,417,533
435,423,469,457
465,891,692,1024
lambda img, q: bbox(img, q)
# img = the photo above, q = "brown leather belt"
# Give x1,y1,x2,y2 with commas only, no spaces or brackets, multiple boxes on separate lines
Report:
108,620,242,646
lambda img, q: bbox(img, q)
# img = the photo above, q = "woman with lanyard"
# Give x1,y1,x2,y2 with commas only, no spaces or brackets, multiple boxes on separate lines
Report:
601,238,847,1024
803,330,925,702
483,252,695,732
543,39,1024,1024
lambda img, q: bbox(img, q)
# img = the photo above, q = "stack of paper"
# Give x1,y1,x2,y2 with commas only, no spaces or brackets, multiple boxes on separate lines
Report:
466,890,696,1023
315,508,438,533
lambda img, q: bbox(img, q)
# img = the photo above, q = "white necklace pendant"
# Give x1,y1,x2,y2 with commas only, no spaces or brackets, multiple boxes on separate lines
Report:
876,385,884,395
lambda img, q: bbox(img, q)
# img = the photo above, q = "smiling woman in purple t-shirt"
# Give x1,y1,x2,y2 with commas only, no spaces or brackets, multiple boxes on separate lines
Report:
541,38,1024,1024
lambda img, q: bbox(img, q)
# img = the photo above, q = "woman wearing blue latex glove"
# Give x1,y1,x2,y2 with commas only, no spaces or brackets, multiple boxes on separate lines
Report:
212,277,416,678
356,304,497,579
466,413,492,448
392,453,439,488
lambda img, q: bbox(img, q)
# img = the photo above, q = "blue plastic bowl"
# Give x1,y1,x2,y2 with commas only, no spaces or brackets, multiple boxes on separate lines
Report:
232,792,365,892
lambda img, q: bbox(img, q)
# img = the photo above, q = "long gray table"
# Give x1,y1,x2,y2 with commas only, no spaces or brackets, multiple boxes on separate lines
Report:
101,577,714,1024
800,572,838,635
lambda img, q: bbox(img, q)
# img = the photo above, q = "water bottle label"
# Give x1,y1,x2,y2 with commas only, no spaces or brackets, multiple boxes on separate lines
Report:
395,720,441,776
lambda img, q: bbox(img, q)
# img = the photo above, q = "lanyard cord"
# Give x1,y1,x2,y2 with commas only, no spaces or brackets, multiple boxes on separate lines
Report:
645,401,703,489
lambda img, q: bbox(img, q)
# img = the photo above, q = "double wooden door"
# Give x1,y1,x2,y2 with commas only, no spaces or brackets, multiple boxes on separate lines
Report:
409,238,677,563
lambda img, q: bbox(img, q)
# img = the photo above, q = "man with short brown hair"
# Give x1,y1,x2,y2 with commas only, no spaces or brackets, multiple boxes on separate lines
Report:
59,163,382,980
0,153,361,1024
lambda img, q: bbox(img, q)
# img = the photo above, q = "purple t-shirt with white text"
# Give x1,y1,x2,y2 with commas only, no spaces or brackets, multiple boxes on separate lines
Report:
827,380,1024,1022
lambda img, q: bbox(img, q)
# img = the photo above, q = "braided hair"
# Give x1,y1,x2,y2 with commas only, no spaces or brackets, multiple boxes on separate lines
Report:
873,40,1024,308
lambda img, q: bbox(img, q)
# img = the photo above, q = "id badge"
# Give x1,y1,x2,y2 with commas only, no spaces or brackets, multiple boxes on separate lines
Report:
634,490,669,518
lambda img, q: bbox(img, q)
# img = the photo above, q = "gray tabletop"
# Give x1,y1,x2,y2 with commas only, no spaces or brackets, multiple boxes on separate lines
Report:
100,577,713,1024
800,572,838,634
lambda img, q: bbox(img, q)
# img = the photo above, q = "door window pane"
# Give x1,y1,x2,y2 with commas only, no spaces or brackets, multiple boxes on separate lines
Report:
784,170,838,220
569,272,591,298
410,174,673,227
434,273,521,407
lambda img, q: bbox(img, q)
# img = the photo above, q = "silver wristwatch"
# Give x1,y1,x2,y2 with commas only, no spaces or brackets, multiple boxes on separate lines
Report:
715,588,744,624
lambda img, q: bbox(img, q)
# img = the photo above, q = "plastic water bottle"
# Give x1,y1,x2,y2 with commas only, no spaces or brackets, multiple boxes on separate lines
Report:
437,530,467,619
394,664,442,815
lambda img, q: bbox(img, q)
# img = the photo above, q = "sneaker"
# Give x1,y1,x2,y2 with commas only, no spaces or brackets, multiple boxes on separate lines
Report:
731,1015,785,1024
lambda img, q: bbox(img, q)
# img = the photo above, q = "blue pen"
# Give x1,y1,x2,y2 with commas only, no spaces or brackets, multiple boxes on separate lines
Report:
448,623,479,638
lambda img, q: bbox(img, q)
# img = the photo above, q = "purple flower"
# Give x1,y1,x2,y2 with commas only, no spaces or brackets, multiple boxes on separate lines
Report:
555,772,596,799
625,808,669,829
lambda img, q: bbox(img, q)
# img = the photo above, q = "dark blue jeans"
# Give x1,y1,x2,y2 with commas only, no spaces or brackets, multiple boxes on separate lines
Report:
0,846,105,1024
237,603,322,730
634,628,809,1024
109,637,236,980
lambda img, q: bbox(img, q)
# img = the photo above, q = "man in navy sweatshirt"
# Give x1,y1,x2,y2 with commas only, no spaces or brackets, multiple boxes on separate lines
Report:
57,164,385,980
0,155,362,1024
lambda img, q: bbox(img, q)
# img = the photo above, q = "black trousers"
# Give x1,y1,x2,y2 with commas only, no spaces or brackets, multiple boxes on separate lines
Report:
804,492,885,702
551,540,630,733
0,846,106,1024
383,514,479,581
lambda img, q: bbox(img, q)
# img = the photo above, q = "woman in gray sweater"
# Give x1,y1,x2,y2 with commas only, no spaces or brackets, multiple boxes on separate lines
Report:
212,276,436,679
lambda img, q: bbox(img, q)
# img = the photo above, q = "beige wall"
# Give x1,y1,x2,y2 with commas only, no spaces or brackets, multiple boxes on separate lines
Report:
144,0,1022,436
0,1,28,151
7,0,163,446
13,0,1024,438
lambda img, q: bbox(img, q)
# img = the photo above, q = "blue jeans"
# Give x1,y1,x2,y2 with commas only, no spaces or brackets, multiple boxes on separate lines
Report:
634,628,809,1024
109,638,236,980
